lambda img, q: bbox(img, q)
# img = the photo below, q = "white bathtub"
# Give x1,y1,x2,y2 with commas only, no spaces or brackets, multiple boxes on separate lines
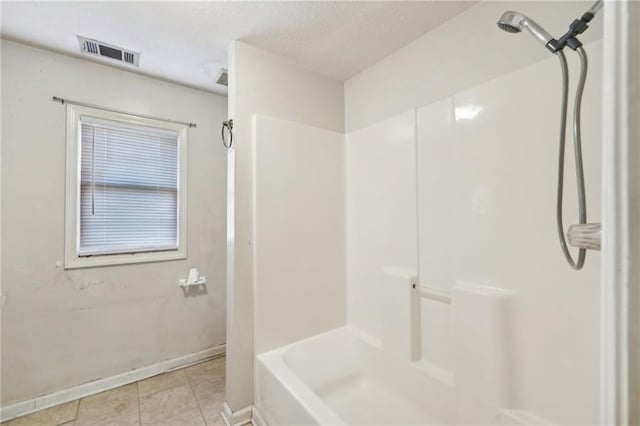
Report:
255,327,453,426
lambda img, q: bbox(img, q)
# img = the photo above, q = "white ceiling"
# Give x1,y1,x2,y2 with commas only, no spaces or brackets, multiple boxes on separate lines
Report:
0,1,476,95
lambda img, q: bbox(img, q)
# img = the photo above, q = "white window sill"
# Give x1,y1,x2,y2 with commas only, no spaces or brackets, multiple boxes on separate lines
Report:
64,248,186,269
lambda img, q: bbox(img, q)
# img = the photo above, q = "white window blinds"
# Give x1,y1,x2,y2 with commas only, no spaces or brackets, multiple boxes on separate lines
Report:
79,116,180,256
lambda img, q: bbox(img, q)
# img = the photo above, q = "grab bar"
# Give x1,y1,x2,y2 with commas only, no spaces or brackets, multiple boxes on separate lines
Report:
412,283,452,304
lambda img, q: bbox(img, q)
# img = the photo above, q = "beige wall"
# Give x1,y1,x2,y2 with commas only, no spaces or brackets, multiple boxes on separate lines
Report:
0,40,228,405
226,41,344,412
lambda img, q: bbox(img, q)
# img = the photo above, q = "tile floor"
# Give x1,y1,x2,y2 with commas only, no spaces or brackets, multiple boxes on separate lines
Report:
2,356,233,426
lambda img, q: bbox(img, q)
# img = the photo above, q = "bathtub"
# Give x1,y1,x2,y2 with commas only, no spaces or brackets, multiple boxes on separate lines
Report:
255,326,453,426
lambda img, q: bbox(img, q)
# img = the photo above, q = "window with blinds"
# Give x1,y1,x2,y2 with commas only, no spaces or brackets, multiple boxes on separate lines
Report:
78,116,180,256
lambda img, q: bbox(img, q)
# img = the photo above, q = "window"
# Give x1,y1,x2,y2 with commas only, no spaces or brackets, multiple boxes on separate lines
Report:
65,104,187,268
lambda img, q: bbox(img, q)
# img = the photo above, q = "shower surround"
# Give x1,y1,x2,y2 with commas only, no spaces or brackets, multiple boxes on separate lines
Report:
226,2,603,425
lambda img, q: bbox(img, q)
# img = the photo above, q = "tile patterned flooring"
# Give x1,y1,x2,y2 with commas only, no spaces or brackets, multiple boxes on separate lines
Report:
2,356,231,426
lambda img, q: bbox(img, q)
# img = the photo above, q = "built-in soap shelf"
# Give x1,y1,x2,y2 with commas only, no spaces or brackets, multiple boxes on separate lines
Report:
411,359,454,386
179,268,206,288
412,282,452,304
383,268,520,423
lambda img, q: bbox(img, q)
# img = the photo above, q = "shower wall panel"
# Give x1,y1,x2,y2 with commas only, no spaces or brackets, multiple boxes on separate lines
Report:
344,33,602,423
345,111,418,342
415,41,603,424
253,115,346,355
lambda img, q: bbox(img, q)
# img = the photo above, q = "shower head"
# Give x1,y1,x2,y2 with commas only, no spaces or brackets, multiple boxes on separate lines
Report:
497,12,522,33
498,22,520,34
497,11,556,51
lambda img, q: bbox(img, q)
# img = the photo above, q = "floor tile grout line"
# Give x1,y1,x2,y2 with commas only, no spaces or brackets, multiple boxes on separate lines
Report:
140,363,207,425
185,362,209,425
186,373,208,426
74,396,80,421
53,398,81,426
186,358,229,426
138,370,189,399
137,381,143,426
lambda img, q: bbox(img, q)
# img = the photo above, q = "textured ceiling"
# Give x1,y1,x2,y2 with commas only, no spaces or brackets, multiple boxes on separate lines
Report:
0,1,476,95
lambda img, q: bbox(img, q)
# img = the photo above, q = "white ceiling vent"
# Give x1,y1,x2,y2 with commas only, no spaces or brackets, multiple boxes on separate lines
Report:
78,36,140,67
216,68,228,87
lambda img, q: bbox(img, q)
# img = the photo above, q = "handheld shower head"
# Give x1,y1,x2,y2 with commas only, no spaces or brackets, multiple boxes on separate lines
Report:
497,11,523,33
497,11,555,51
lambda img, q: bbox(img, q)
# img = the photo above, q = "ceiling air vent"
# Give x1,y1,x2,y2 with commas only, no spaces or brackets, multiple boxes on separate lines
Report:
216,68,228,87
78,36,140,67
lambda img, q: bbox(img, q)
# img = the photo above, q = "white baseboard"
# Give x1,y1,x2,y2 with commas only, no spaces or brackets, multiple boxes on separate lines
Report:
251,405,266,426
0,344,225,422
221,402,252,426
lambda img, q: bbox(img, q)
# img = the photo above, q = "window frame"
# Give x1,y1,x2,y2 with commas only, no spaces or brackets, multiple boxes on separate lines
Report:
64,104,188,269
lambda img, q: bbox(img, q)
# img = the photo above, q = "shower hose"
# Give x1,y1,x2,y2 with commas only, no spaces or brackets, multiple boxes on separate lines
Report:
555,47,588,270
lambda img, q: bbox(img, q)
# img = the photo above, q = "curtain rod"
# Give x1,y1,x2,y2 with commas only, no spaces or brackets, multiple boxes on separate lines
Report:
51,96,197,128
